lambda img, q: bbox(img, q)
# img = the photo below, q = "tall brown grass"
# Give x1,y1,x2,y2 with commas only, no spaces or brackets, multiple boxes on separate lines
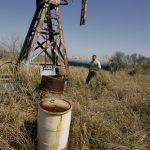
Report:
0,63,150,150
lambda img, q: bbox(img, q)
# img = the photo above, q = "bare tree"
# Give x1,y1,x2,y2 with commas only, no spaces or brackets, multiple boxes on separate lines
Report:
0,34,22,52
0,34,22,60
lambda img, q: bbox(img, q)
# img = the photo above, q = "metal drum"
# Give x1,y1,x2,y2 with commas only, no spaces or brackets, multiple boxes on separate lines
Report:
38,99,72,150
41,75,66,94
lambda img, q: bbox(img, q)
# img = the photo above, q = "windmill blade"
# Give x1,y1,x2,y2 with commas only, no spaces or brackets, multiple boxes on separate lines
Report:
80,0,88,25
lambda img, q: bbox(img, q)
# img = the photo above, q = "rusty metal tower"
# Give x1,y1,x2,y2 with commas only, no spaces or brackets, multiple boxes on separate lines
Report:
17,0,87,76
16,0,88,93
17,0,69,75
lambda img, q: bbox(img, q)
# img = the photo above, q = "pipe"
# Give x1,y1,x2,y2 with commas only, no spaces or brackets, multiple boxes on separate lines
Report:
68,59,110,70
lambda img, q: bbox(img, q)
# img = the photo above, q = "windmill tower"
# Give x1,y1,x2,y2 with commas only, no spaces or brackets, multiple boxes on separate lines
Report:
17,0,69,76
17,0,88,79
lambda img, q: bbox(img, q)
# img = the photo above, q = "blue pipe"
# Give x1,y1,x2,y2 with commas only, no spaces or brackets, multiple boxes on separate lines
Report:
68,60,110,70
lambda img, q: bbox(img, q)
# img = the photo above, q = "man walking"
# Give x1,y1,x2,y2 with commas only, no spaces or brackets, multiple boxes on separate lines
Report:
86,55,101,84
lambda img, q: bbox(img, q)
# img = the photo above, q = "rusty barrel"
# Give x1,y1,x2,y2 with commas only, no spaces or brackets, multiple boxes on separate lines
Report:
38,99,72,150
41,75,66,94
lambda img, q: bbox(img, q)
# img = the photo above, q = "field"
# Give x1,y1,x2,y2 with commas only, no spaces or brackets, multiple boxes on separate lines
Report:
0,58,150,150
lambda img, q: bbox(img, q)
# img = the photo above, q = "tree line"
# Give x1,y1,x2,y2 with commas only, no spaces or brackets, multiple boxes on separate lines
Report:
110,52,150,74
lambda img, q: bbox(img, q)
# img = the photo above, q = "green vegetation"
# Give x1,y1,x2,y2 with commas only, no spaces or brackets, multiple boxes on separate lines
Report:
110,52,150,74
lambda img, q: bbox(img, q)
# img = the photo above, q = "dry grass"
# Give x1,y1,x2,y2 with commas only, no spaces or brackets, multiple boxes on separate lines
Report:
66,68,150,150
0,62,150,150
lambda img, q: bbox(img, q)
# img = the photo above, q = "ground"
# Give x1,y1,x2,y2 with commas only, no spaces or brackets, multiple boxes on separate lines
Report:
0,60,150,150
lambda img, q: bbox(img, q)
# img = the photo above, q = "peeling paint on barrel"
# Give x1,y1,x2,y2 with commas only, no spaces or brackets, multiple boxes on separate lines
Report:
38,99,72,150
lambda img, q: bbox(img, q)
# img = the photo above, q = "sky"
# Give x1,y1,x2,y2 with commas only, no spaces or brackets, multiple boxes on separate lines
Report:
0,0,150,57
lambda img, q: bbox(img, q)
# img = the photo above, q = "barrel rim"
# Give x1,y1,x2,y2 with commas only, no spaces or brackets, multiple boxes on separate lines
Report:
39,98,72,115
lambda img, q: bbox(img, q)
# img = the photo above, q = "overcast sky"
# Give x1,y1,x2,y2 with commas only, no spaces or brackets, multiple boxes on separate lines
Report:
0,0,150,57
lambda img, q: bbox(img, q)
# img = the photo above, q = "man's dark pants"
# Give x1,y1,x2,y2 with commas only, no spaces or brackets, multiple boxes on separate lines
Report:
86,71,96,84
